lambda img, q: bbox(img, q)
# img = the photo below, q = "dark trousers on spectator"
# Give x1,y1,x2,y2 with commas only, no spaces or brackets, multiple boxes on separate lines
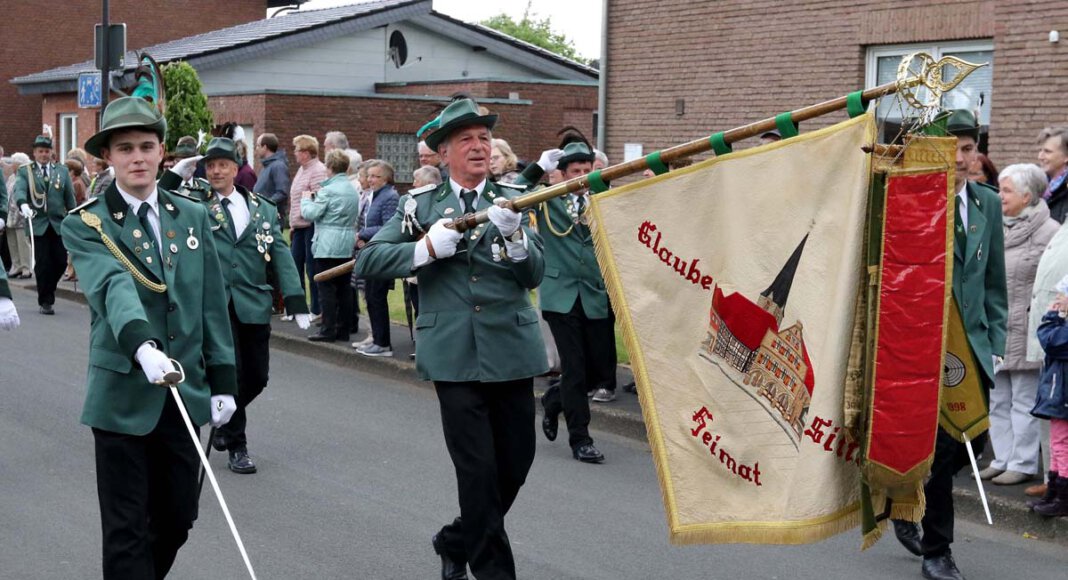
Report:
218,303,271,452
289,225,320,315
316,258,353,340
93,396,199,579
920,427,988,557
366,278,392,348
433,379,535,580
33,226,67,306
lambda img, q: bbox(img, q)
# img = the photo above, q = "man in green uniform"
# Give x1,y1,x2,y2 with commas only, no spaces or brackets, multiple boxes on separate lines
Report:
62,96,239,579
892,109,1007,580
168,135,211,201
160,137,310,474
356,98,547,580
13,135,76,314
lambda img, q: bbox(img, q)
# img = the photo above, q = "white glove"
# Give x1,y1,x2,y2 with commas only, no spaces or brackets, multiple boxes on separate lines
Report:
20,204,34,219
537,148,564,173
171,155,203,181
135,342,178,385
425,218,463,260
210,394,237,427
993,355,1004,374
0,298,20,331
488,198,521,237
0,218,5,231
295,313,312,330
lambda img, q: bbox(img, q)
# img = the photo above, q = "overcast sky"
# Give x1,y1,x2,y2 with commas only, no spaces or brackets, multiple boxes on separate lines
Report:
293,0,604,60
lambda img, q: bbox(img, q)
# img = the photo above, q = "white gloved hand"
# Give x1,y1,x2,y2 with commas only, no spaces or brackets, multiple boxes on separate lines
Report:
425,218,463,260
488,198,521,237
171,155,203,181
0,218,5,231
210,394,237,427
135,342,177,385
295,313,312,330
0,298,20,331
20,204,34,219
993,355,1004,374
537,148,564,173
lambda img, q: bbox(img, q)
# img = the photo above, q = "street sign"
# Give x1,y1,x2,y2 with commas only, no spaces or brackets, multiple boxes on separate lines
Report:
78,72,102,108
94,23,126,70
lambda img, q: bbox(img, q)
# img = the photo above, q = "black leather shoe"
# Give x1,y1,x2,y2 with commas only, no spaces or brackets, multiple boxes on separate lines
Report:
307,333,336,342
922,552,964,580
228,449,257,474
541,397,559,442
212,431,230,452
892,519,923,557
573,443,605,464
431,531,468,580
39,304,54,315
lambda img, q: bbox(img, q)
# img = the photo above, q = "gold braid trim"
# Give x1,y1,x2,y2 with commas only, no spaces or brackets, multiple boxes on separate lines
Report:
80,210,167,293
541,201,577,238
25,164,46,210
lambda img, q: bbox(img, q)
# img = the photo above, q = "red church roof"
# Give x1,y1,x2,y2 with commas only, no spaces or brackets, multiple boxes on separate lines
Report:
711,286,778,351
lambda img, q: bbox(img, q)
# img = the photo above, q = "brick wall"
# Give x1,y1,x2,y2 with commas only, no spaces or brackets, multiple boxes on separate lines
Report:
606,0,1064,172
1,0,265,152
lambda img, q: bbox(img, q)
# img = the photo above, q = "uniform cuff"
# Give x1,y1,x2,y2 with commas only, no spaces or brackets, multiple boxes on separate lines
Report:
118,319,156,360
207,364,238,396
284,295,310,315
0,279,9,300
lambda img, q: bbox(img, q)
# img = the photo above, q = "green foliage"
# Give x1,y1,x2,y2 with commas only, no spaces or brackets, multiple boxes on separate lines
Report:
161,61,213,152
481,11,589,65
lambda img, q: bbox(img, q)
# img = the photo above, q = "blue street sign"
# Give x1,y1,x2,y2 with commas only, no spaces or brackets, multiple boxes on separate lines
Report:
78,72,102,108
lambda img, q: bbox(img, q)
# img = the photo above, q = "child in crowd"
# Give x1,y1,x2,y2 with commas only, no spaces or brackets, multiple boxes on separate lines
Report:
1032,275,1068,517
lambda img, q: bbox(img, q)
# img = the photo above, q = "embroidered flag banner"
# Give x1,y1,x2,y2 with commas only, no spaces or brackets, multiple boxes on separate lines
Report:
590,114,875,545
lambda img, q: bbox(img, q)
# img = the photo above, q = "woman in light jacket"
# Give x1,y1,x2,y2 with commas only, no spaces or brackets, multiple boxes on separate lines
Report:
301,149,360,343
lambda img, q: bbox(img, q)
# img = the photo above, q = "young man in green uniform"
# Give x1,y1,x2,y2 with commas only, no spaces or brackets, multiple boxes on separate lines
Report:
160,137,310,474
62,96,239,579
13,135,76,314
892,109,1007,580
357,98,547,580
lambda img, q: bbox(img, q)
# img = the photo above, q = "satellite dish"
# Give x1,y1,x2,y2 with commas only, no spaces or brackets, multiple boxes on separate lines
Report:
389,30,408,68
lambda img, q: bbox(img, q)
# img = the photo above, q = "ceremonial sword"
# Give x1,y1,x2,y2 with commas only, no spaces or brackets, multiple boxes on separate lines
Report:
157,362,258,579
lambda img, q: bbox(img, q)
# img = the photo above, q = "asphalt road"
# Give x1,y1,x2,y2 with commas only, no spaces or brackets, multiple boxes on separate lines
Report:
2,286,1066,579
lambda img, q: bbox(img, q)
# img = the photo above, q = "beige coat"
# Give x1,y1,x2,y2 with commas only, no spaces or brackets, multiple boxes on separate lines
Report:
1003,201,1059,369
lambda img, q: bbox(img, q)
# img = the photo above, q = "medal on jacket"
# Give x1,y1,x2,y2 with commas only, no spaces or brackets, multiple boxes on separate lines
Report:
401,198,420,235
186,227,200,250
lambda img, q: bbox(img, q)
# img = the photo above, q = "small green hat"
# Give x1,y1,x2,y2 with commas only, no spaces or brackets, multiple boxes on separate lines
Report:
945,109,980,142
33,135,53,149
85,96,167,158
202,137,240,165
173,141,198,158
423,98,498,152
557,141,594,167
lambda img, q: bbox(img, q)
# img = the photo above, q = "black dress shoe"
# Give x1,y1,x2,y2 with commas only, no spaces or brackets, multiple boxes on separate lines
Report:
573,443,605,464
542,412,559,442
212,431,230,452
39,304,54,315
922,552,964,580
307,333,336,342
892,519,923,557
431,531,468,580
228,449,257,474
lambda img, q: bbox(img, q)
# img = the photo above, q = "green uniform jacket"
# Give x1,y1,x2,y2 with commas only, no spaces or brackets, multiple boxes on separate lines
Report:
531,195,610,319
355,181,549,382
300,174,360,259
954,181,1009,382
61,183,238,435
14,163,76,234
0,262,9,299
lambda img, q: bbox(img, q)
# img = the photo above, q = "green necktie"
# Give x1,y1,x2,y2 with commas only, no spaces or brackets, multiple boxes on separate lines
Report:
221,197,238,238
136,203,160,257
955,197,965,239
460,189,477,214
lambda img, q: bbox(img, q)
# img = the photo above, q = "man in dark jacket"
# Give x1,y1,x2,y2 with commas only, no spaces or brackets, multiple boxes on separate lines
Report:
354,160,399,357
253,133,291,215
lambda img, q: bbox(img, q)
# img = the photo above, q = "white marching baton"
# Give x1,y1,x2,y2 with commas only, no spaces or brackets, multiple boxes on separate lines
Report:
27,212,36,271
157,361,258,579
962,432,994,525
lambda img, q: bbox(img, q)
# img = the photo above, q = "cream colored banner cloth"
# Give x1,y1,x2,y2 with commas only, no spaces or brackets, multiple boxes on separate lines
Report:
590,114,875,544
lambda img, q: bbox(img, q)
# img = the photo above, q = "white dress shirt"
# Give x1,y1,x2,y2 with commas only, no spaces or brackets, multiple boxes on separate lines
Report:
956,186,969,231
117,185,162,256
217,187,251,238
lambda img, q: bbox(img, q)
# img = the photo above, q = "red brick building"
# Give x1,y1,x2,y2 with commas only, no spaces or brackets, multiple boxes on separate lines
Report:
0,0,270,151
603,0,1067,172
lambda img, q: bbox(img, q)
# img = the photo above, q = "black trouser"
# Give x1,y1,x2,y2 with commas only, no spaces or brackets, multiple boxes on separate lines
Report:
218,304,271,452
920,427,987,557
316,258,353,340
351,286,361,334
434,379,536,580
33,226,66,306
366,278,392,348
93,396,200,579
543,297,617,449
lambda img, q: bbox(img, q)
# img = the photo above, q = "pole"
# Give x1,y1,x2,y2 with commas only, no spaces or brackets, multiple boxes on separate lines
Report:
962,433,994,525
101,0,110,107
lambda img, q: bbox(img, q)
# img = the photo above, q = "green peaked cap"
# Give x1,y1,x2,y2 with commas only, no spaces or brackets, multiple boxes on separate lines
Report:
423,98,498,151
558,141,594,166
85,96,167,158
202,137,240,165
33,135,53,149
944,109,980,141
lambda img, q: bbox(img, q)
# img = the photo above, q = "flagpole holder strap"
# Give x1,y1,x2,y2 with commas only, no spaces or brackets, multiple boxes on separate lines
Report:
645,151,670,175
709,132,732,155
587,170,609,193
846,91,868,118
775,112,800,139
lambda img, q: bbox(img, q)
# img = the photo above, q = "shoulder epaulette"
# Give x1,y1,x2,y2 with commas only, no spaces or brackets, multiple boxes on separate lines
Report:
168,189,202,203
250,191,277,207
497,182,527,191
68,196,99,214
409,183,436,196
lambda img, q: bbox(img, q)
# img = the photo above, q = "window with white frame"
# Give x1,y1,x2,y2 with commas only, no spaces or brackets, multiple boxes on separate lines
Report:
60,114,78,162
376,132,417,183
866,41,993,140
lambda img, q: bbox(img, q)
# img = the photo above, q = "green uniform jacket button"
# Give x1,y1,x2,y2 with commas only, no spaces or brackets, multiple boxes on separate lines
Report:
168,304,176,312
474,306,482,312
471,276,478,282
168,335,176,341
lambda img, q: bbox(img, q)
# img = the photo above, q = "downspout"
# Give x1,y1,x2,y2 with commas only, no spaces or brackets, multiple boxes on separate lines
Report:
596,0,608,151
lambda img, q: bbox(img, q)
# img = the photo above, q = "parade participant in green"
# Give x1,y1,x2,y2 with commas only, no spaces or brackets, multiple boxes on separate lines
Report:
160,137,310,474
13,135,76,314
892,109,1007,580
356,98,547,580
168,135,210,201
62,95,239,579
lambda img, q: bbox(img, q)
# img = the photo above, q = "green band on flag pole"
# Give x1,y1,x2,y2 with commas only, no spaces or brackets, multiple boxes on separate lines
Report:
645,151,669,175
710,132,732,156
775,112,800,138
846,91,867,118
587,170,609,193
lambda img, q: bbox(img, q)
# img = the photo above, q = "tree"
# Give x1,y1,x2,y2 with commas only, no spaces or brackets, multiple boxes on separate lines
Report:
481,3,589,65
161,61,213,152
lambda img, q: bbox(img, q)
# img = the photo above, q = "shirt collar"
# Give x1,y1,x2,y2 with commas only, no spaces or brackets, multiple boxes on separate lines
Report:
450,177,487,198
117,184,159,215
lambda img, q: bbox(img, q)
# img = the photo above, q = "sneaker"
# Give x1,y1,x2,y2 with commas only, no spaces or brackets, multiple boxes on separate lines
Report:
358,343,393,357
978,466,1004,481
592,388,616,403
991,470,1034,485
351,336,374,349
